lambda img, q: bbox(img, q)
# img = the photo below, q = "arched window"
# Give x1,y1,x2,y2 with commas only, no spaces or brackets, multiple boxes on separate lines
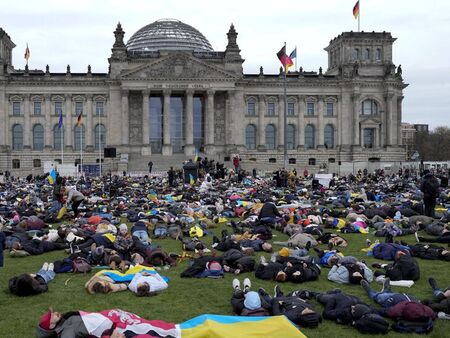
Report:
95,124,106,150
375,48,382,61
74,124,85,151
247,98,256,116
245,124,256,150
53,125,64,150
267,99,276,116
286,124,296,150
32,124,44,150
361,99,378,115
364,48,370,60
265,124,276,150
12,124,23,150
324,124,334,149
305,124,315,149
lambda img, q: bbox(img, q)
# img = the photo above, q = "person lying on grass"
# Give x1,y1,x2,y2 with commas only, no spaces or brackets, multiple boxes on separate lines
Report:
128,270,169,296
9,262,55,296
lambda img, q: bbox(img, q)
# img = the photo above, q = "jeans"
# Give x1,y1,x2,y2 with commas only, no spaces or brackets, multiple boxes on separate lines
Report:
5,236,20,249
36,269,56,284
291,248,309,257
260,217,277,225
133,230,150,245
50,200,62,213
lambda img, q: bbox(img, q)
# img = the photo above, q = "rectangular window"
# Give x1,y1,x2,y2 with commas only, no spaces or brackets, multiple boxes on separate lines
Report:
306,102,315,116
95,101,104,116
12,159,20,169
75,101,83,115
12,102,21,116
326,102,334,116
33,101,42,115
267,102,275,116
287,102,295,116
363,128,375,148
247,101,255,116
55,101,63,115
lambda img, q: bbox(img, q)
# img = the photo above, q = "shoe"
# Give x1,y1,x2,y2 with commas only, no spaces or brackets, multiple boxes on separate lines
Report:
243,278,251,292
221,229,229,239
305,241,311,251
415,232,420,243
258,287,269,297
232,278,241,291
42,262,49,271
381,278,390,292
259,255,267,265
360,280,371,294
366,238,371,247
372,262,382,269
274,285,283,298
270,254,277,263
428,277,439,291
48,263,54,271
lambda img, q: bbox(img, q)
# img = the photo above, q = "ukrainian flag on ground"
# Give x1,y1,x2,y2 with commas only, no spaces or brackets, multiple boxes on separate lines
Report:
180,314,307,338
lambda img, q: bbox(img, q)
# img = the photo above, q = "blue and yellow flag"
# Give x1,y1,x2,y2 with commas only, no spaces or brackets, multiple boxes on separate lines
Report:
189,173,195,185
180,314,307,338
194,149,199,163
48,168,56,185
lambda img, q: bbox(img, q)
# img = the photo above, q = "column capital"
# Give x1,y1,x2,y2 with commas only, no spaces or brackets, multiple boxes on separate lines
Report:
206,89,215,96
185,89,195,96
397,95,404,102
384,92,395,100
318,95,326,102
351,93,360,101
86,94,93,100
298,95,306,103
121,89,129,97
163,89,171,96
44,94,51,101
65,94,72,100
258,94,266,102
142,89,151,97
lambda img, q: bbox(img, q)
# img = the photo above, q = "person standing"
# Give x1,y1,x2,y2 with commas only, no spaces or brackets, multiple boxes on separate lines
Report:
147,161,153,174
420,170,440,218
65,186,85,219
233,155,240,172
167,167,175,187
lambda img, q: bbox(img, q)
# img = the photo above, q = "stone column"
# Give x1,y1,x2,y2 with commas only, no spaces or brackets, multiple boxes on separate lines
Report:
297,95,305,149
375,127,380,148
44,95,52,149
162,89,172,155
184,89,195,156
352,93,360,147
23,94,31,149
65,94,72,149
277,95,285,151
397,95,404,146
384,93,394,146
141,89,151,155
205,89,215,154
336,96,342,147
317,96,325,148
257,95,266,150
86,94,93,150
0,91,5,148
121,90,129,146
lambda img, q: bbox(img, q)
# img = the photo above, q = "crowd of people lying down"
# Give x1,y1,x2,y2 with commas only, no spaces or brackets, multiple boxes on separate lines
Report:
0,165,449,336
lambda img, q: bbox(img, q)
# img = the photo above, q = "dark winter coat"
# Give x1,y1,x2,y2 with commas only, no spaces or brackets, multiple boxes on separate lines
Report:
372,243,410,260
386,255,420,281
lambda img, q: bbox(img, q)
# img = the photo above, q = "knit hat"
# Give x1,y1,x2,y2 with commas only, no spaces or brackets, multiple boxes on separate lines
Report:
119,223,128,233
92,246,104,260
39,310,52,330
279,247,290,257
207,260,222,271
244,291,262,310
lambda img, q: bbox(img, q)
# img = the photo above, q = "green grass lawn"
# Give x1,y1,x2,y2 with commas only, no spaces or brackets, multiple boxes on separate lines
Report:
1,223,450,338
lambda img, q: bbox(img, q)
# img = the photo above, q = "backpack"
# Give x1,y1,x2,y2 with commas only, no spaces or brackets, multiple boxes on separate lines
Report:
353,313,390,334
392,318,433,334
72,257,92,273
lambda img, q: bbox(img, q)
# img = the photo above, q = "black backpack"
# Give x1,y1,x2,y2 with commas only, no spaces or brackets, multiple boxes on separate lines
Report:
392,318,433,334
353,313,389,334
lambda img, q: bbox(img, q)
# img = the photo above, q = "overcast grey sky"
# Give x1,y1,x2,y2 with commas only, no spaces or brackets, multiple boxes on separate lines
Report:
1,0,449,128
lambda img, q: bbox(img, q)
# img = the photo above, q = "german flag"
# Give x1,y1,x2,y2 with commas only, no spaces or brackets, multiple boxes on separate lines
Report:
353,1,360,19
76,112,82,127
276,45,294,72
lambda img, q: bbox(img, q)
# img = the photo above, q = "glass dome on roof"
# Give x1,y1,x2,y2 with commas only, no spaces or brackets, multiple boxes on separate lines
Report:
126,19,213,52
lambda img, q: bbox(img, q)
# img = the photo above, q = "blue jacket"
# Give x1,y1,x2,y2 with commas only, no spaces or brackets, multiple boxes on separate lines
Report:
372,243,410,261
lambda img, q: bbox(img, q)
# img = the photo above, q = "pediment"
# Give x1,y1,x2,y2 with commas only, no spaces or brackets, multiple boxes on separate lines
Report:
360,116,381,125
120,53,238,81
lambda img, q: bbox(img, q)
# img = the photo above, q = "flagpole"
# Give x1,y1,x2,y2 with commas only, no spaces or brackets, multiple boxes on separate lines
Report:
295,45,297,72
358,0,361,32
61,126,64,166
283,42,288,169
80,124,83,179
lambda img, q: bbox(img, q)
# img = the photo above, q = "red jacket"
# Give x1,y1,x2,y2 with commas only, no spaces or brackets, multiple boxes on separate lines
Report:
386,301,436,321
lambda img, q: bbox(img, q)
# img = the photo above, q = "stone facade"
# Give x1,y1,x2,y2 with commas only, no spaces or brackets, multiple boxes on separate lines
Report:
0,22,407,175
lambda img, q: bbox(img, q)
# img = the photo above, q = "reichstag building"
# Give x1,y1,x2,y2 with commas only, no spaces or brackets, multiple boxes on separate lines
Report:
0,19,407,174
